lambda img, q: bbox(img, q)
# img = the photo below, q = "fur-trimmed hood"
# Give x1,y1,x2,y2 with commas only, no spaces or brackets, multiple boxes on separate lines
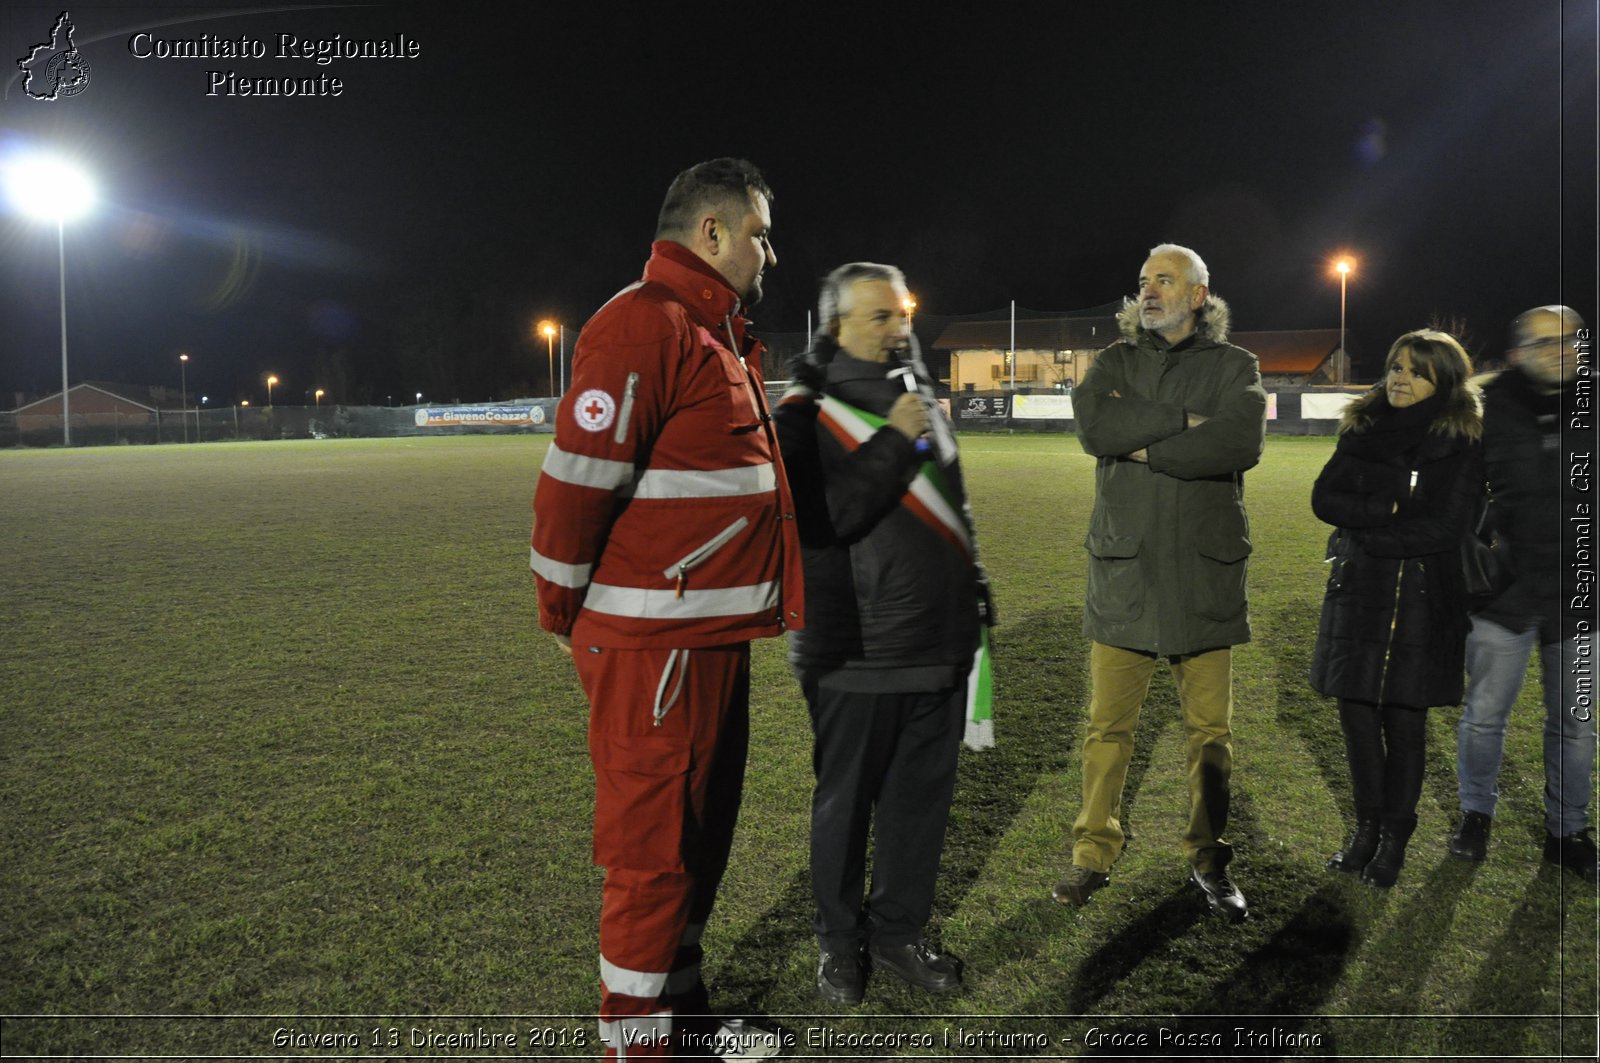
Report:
1338,378,1484,440
1117,293,1233,346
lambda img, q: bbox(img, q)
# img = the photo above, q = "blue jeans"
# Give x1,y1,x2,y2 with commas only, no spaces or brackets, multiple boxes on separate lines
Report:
1456,616,1597,836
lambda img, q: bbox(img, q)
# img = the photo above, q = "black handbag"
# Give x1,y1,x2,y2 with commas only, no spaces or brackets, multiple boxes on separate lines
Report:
1462,491,1515,609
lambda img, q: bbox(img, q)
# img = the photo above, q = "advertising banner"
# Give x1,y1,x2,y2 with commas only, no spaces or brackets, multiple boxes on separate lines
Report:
1012,394,1075,420
1302,392,1360,420
414,405,548,428
957,395,1011,419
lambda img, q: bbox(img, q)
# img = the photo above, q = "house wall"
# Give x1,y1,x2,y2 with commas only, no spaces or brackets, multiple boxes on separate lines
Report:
950,348,1099,391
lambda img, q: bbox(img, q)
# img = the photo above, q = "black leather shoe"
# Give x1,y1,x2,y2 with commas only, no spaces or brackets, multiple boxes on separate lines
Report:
816,948,864,1005
1544,828,1600,883
867,940,961,994
1191,867,1248,923
1448,811,1491,862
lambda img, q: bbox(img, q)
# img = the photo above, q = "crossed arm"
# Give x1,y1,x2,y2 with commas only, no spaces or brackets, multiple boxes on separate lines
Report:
1075,347,1266,479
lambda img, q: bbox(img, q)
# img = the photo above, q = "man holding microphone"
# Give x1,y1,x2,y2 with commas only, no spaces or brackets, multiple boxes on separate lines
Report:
774,262,995,1005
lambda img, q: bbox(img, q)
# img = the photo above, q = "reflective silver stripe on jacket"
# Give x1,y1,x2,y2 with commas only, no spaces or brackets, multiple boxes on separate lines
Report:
529,547,593,588
542,447,775,500
600,956,668,999
628,463,775,499
540,444,635,491
583,581,779,619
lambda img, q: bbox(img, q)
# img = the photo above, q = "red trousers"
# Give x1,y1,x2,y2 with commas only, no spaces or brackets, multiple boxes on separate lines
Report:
575,643,750,1060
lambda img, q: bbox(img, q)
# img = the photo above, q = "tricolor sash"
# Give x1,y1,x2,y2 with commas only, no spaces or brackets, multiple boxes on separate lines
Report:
809,391,994,749
815,394,971,560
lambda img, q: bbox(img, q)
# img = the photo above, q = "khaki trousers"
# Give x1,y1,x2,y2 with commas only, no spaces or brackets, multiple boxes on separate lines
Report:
1072,642,1234,873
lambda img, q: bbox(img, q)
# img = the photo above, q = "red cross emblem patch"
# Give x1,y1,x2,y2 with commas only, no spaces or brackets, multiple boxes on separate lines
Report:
574,388,616,432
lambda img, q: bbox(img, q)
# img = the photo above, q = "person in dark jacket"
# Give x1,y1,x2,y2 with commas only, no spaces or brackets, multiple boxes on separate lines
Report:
1312,329,1484,887
774,262,993,1005
1449,306,1596,881
1055,244,1266,924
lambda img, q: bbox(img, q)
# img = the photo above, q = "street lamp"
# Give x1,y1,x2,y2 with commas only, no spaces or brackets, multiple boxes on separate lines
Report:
539,320,557,398
1333,257,1355,386
178,353,189,443
4,153,95,446
314,388,325,405
266,374,279,406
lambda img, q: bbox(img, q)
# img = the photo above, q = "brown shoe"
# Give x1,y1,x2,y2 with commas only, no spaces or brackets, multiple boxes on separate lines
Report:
1052,865,1110,906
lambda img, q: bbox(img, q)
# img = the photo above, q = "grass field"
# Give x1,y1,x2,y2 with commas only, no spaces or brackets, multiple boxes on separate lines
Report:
1,434,1595,1060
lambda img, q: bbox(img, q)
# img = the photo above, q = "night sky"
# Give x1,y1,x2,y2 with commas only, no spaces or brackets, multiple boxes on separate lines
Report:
0,1,1594,408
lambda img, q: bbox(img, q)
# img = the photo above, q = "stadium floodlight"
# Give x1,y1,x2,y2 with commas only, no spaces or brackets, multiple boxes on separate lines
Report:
1331,255,1356,386
179,354,190,443
4,153,95,446
539,320,558,398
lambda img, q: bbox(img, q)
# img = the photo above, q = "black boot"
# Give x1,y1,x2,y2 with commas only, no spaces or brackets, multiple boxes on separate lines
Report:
1362,815,1417,888
1448,810,1491,862
1328,807,1381,874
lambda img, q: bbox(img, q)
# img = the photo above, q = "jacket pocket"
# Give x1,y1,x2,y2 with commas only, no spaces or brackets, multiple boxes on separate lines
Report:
664,517,750,597
1189,518,1251,622
714,345,762,432
589,733,690,872
1084,530,1144,625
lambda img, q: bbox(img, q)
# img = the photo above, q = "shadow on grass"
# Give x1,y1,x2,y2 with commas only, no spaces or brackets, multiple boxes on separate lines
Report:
1461,865,1587,1054
712,865,814,1015
1344,854,1476,1014
1259,598,1351,807
1070,885,1357,1056
936,607,1091,915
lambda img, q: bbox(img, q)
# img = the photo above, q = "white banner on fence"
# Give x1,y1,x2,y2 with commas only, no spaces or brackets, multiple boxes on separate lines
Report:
1302,393,1360,420
415,405,548,427
1011,394,1075,420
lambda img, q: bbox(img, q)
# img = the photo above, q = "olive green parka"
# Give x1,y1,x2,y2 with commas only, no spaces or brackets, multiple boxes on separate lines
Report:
1074,296,1268,656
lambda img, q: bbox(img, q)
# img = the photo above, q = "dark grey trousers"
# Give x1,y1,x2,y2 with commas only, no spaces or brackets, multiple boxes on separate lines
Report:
804,680,964,952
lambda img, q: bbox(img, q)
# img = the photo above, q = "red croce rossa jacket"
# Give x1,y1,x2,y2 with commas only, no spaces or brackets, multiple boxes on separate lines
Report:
531,241,804,648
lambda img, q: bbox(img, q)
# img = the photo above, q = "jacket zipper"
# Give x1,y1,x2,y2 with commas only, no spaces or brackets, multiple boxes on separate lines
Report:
725,317,762,421
613,372,638,445
663,516,749,598
1373,469,1418,704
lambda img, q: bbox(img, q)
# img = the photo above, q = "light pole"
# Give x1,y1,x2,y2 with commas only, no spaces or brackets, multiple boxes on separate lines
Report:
179,353,189,443
4,154,94,446
1334,257,1354,386
315,388,324,406
540,321,557,398
266,374,279,406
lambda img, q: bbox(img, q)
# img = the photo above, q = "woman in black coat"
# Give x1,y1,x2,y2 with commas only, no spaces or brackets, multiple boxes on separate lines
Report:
1310,329,1483,887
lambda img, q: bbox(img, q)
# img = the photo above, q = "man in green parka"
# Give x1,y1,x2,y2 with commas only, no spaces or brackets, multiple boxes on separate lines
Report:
1053,243,1267,923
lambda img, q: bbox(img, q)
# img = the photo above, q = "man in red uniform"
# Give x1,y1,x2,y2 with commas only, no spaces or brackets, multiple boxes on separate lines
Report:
530,158,800,1059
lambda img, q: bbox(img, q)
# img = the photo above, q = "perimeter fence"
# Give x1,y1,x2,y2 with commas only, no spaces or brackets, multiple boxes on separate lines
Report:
0,400,562,448
0,385,1368,448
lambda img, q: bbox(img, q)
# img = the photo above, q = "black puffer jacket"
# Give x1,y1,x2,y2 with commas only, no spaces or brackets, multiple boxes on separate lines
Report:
1310,385,1484,709
1472,368,1578,640
774,335,988,689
